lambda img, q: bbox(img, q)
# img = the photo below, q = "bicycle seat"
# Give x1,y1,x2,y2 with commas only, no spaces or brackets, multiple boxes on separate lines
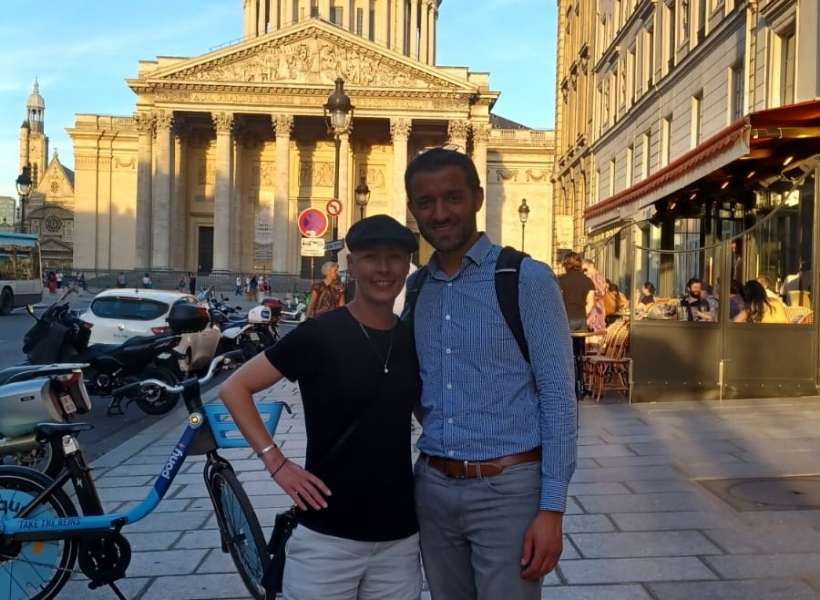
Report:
35,422,94,441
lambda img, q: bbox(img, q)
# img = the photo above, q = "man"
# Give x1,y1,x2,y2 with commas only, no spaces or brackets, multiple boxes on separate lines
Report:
220,215,422,599
405,148,577,600
680,277,715,321
116,272,127,288
756,275,781,302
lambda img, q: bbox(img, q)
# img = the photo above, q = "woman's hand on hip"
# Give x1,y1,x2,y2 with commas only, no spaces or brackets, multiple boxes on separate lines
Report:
270,459,331,511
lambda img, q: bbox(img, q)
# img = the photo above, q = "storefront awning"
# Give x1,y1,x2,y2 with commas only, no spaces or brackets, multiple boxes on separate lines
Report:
585,99,820,228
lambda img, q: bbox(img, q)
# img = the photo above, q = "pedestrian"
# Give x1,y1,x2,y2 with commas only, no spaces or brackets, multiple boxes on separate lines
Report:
235,275,243,296
188,272,197,295
56,270,64,289
47,271,57,294
116,271,127,288
142,272,152,289
582,259,607,332
178,275,187,292
245,275,252,300
305,261,345,318
558,252,595,333
259,275,267,302
78,272,87,292
249,274,258,302
219,215,422,599
404,148,576,600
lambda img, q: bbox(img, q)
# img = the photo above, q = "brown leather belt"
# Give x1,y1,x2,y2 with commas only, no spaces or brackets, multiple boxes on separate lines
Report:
421,448,541,479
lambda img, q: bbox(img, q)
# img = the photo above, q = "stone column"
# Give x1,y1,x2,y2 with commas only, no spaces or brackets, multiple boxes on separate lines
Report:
390,118,412,224
151,111,174,270
395,0,407,53
321,0,332,19
172,120,187,270
419,0,429,64
409,0,419,59
378,0,390,46
471,122,490,234
338,131,351,236
362,0,371,39
249,0,259,35
429,3,437,64
447,120,470,153
258,0,267,34
273,114,293,273
230,131,242,272
134,112,154,270
212,112,234,273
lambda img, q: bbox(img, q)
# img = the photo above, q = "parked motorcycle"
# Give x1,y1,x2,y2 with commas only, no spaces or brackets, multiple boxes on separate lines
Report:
0,363,92,476
281,293,308,324
22,293,187,416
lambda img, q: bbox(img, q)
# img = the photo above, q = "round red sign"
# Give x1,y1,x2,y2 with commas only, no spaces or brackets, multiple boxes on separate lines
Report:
326,198,343,217
297,208,329,238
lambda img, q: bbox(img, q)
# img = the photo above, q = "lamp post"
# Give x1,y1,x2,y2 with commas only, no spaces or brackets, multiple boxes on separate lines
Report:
15,165,33,233
324,78,353,258
518,198,530,251
354,178,371,221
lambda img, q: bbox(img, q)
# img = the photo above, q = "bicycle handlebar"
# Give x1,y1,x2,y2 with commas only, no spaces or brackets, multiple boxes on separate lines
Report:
113,350,245,397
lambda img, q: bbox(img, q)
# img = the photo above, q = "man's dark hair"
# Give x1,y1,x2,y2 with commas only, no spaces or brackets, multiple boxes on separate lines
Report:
686,277,702,290
404,147,481,199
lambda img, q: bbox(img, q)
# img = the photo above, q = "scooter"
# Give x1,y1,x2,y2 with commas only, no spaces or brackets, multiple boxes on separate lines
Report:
281,293,308,324
220,305,280,360
0,363,92,476
22,296,185,416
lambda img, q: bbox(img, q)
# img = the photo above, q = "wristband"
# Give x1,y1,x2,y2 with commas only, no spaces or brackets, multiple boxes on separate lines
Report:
271,458,288,478
256,443,278,459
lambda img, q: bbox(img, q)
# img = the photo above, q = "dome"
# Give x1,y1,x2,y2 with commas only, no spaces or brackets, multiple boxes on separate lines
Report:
27,79,45,111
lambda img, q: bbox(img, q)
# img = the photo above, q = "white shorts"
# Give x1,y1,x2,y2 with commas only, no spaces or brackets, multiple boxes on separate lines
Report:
282,525,422,600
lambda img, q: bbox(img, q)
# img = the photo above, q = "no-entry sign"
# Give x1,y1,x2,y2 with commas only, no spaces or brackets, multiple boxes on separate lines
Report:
297,208,329,238
326,198,343,217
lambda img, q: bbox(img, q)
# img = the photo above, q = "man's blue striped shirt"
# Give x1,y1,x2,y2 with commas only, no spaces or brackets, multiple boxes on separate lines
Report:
412,234,577,512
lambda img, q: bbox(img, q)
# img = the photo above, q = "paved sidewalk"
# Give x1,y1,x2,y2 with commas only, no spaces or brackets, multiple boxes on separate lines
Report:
59,392,820,599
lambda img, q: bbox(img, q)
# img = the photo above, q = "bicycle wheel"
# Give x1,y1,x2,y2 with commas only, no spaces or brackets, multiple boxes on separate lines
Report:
208,468,269,600
0,466,78,600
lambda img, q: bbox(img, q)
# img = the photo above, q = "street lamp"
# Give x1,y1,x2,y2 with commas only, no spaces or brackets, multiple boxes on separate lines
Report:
354,178,371,221
16,165,33,233
518,198,530,251
324,78,353,256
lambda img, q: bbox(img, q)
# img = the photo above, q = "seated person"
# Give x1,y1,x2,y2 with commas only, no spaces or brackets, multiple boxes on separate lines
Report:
680,277,715,322
729,280,744,321
734,280,789,323
756,275,782,302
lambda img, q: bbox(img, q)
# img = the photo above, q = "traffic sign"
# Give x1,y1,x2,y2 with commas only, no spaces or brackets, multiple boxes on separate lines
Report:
300,237,326,257
326,198,343,217
297,208,329,238
325,239,345,252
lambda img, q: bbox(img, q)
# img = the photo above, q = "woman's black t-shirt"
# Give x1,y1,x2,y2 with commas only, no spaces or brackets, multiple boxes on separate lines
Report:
264,307,419,542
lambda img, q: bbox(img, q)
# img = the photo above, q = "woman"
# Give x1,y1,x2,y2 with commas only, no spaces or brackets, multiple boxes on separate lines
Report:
734,280,789,323
637,281,656,305
583,259,607,332
306,261,345,318
219,215,422,599
558,252,595,332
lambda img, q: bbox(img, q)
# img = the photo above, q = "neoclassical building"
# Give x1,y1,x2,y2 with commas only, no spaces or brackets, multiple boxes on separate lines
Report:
70,1,554,277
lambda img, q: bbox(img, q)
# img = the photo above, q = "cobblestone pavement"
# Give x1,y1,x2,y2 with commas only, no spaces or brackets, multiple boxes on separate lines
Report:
55,390,820,599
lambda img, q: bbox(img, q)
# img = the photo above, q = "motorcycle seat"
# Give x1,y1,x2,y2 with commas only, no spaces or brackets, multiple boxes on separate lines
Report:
0,366,56,386
35,422,94,442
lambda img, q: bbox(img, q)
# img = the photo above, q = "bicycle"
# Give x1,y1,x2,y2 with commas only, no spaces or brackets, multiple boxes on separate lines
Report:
0,351,289,600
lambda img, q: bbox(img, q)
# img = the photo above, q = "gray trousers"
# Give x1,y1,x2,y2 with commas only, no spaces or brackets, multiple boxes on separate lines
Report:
414,458,542,600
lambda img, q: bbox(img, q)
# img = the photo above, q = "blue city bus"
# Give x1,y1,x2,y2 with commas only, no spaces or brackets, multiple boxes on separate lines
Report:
0,232,42,315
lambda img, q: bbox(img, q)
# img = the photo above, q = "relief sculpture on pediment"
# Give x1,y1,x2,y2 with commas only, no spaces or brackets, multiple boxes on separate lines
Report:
173,35,439,89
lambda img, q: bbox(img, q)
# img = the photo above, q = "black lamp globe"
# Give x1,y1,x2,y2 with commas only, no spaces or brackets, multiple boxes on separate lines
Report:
324,78,353,134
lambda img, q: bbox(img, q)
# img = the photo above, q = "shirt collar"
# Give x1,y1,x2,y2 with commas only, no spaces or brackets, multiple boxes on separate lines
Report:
429,233,493,277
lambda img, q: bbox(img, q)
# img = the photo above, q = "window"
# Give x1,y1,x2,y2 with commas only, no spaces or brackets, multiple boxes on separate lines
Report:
369,0,376,41
619,62,627,108
292,0,299,24
330,5,343,25
593,169,601,205
356,7,363,34
626,145,634,187
609,159,616,196
691,93,702,148
90,297,169,321
779,27,796,106
661,116,672,167
645,26,655,89
730,64,744,122
641,131,650,179
628,46,636,104
667,1,677,71
680,0,690,42
696,0,706,40
310,0,319,17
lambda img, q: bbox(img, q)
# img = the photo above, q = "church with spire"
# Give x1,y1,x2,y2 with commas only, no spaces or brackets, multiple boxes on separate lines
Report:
18,79,76,270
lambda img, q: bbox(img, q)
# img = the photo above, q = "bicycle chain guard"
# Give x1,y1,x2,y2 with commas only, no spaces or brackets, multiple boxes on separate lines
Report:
78,533,132,587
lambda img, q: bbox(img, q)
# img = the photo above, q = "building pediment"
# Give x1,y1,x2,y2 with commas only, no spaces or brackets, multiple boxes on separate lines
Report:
132,20,477,94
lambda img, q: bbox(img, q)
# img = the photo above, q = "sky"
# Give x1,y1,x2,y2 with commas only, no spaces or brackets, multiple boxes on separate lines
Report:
0,0,556,198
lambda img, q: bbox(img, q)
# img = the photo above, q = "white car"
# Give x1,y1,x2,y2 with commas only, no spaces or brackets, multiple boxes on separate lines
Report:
80,289,221,374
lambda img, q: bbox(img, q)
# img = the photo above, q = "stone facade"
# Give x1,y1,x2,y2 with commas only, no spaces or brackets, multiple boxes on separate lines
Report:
554,0,820,238
70,5,555,275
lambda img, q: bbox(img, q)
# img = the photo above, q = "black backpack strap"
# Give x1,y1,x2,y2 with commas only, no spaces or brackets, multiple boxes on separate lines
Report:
495,247,530,364
400,266,429,324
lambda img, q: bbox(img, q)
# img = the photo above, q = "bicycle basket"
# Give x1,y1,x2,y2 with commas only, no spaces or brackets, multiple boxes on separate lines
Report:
203,402,285,448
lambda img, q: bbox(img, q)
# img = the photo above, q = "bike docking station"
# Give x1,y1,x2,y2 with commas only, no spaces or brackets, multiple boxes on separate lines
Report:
0,302,292,600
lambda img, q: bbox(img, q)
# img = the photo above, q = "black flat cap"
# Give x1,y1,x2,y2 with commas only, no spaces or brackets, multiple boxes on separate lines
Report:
346,214,418,253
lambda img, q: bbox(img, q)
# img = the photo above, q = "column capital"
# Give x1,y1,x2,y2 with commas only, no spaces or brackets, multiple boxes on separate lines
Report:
154,110,174,132
390,118,413,141
212,112,235,135
471,122,491,144
448,119,471,140
274,114,294,137
134,111,155,135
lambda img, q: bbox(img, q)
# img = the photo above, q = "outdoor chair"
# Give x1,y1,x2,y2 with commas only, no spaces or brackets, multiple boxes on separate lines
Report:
583,319,632,403
798,311,815,325
787,290,812,309
785,305,813,324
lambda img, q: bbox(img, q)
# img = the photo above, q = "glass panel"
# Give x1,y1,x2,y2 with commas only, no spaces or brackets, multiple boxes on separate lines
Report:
91,298,169,321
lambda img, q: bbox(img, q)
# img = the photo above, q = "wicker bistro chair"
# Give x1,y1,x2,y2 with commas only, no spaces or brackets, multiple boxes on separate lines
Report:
785,305,813,324
583,319,632,403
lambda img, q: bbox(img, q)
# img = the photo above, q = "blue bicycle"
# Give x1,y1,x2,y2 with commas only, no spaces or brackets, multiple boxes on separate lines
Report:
0,352,288,600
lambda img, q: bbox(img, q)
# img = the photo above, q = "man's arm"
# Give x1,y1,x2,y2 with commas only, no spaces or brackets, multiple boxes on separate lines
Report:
518,260,578,579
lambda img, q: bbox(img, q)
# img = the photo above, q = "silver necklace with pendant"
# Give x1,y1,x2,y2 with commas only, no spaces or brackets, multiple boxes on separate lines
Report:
358,322,395,374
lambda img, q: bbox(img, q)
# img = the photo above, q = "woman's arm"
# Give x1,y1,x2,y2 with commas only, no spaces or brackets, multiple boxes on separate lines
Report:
305,289,318,318
219,353,330,510
733,309,748,323
585,290,595,317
